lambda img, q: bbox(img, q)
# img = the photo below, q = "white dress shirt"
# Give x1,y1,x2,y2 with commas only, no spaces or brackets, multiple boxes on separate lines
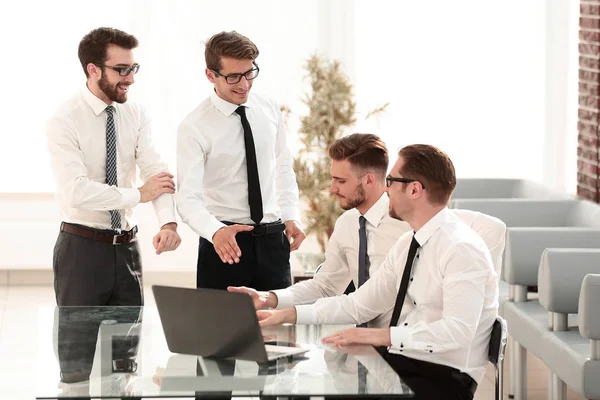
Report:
177,91,300,241
276,199,505,329
46,87,176,230
296,208,499,384
273,194,411,327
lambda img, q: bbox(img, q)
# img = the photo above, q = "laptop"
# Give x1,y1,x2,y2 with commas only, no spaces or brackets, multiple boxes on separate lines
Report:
152,285,308,364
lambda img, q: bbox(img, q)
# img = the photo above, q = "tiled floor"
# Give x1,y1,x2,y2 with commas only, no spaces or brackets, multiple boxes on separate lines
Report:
0,285,587,400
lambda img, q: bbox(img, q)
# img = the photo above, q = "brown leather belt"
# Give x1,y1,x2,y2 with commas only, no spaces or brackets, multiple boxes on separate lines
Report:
60,222,138,245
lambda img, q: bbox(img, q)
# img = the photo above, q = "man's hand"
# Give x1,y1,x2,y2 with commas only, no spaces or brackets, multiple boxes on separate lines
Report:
322,328,391,347
256,308,297,327
139,172,176,203
228,286,278,309
212,225,254,264
284,220,306,251
153,223,181,255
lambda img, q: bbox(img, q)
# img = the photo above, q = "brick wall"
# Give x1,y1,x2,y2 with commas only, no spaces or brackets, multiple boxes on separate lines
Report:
578,1,600,202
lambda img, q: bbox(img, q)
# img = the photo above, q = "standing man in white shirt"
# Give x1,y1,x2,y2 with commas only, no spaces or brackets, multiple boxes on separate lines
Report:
47,27,181,306
177,31,305,291
257,144,499,400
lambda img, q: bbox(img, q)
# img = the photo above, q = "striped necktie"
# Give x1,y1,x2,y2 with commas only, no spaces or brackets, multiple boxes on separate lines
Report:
105,106,122,231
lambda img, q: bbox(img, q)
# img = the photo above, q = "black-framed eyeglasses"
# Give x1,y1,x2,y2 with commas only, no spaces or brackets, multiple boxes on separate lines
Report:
386,175,425,189
98,63,140,76
211,63,260,84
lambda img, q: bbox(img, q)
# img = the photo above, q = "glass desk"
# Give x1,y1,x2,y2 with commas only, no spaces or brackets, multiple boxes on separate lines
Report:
36,306,413,398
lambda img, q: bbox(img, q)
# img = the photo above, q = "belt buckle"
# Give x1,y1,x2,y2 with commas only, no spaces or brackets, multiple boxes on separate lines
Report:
112,235,121,245
252,225,266,236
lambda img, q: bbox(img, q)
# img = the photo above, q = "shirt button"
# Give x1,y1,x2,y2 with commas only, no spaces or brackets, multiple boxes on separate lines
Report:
404,322,408,326
400,343,404,348
429,350,433,353
413,301,417,305
410,277,414,282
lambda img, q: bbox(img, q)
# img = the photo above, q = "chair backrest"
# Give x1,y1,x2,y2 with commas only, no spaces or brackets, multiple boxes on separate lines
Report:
488,316,508,366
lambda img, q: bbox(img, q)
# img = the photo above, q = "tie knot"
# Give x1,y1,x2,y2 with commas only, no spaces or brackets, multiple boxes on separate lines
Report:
359,216,367,229
235,106,246,117
105,105,115,115
411,235,420,249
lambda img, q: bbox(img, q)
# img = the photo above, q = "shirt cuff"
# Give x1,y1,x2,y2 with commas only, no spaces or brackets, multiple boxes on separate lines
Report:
203,219,227,243
295,305,317,325
272,289,295,309
118,188,141,209
280,206,300,224
390,326,412,351
155,208,177,228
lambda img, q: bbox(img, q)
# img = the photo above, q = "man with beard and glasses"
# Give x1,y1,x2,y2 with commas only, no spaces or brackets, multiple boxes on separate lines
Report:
229,135,505,332
46,27,181,307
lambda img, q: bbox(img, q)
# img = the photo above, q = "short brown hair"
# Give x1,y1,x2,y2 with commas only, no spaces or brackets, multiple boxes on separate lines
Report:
328,133,389,178
397,144,456,205
205,31,259,71
78,27,138,78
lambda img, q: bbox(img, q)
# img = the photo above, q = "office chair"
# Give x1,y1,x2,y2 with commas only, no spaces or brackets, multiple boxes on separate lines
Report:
488,316,508,400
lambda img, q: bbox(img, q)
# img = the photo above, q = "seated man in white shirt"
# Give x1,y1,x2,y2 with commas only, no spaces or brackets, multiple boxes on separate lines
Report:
257,144,499,400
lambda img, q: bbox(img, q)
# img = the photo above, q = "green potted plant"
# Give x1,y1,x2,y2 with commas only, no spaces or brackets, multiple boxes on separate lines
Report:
288,55,388,260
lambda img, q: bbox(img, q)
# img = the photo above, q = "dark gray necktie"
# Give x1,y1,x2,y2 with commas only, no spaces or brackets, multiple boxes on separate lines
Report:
235,106,263,224
105,106,122,231
389,236,420,327
358,216,370,287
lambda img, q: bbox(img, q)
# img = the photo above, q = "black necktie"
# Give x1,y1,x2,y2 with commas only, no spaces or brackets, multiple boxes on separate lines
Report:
358,216,370,287
389,236,420,327
235,106,263,224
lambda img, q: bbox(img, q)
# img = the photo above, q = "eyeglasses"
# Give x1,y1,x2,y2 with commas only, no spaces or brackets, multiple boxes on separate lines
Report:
98,63,140,76
386,175,425,189
211,63,260,84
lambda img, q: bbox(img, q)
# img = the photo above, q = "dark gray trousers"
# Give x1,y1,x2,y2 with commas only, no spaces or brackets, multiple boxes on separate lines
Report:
53,230,143,306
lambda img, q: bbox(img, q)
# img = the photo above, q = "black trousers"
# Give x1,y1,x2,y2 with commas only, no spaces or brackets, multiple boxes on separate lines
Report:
196,229,291,290
377,348,475,400
53,228,143,306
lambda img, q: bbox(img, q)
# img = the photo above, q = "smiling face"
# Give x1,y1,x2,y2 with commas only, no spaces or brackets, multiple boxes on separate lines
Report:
206,57,255,105
89,45,136,104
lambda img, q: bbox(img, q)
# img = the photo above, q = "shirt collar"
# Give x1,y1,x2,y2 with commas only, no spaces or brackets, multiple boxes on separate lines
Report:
210,89,252,117
362,193,390,228
414,207,453,247
80,85,115,116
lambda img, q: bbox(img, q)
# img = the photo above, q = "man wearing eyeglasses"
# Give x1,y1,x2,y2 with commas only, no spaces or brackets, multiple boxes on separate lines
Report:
46,27,181,307
177,31,305,291
256,145,500,400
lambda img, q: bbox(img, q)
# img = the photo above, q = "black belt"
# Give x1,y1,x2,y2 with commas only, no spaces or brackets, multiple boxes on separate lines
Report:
222,219,286,237
60,222,138,245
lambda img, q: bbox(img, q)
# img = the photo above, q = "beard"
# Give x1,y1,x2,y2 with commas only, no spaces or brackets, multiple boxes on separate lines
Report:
339,184,366,210
98,74,128,104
